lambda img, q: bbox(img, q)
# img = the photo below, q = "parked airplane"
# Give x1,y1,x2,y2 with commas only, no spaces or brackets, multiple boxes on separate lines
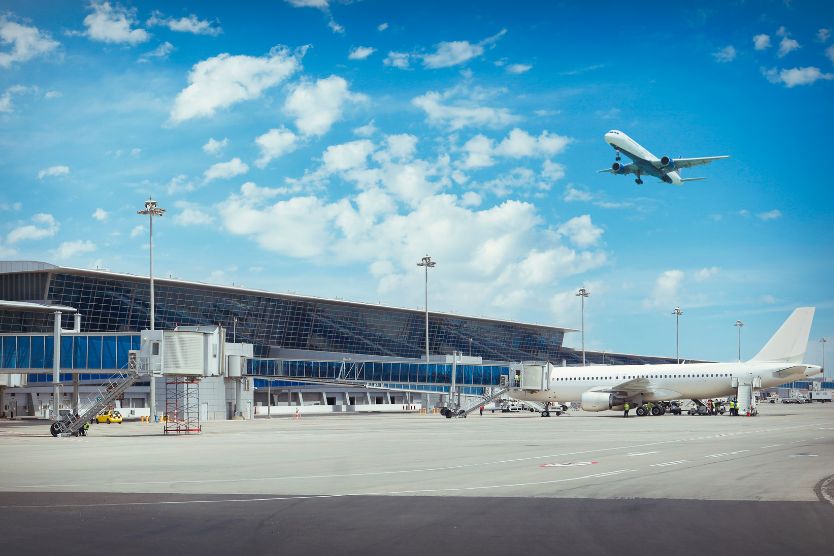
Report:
512,307,821,415
599,129,729,185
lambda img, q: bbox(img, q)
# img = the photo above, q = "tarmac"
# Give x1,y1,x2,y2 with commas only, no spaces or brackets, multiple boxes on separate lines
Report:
1,402,833,555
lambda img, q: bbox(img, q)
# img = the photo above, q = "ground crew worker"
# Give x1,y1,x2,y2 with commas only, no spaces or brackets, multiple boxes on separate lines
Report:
515,370,521,387
623,402,630,418
479,405,484,416
646,401,653,415
729,400,735,416
707,398,713,415
81,421,90,436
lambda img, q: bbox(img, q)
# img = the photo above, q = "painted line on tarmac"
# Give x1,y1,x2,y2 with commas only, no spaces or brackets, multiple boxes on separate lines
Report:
0,469,638,509
627,451,658,457
704,450,750,459
760,444,781,449
650,460,686,467
9,424,817,490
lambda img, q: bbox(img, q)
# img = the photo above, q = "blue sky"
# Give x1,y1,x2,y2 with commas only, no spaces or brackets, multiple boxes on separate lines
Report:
1,1,832,369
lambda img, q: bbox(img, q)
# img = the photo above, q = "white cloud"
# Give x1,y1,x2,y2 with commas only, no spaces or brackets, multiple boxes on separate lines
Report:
92,208,109,221
284,0,343,33
52,240,96,260
506,63,531,74
461,135,494,169
421,29,506,69
0,15,60,68
0,85,30,113
139,41,173,62
283,75,367,136
0,202,22,211
644,269,684,309
146,11,222,36
83,2,149,45
694,266,719,281
563,184,593,202
44,90,62,99
760,294,777,304
166,174,197,195
174,204,214,226
826,44,834,65
322,139,374,173
713,45,736,63
777,37,800,57
384,51,410,69
495,128,571,158
753,34,771,50
557,215,603,248
818,28,831,43
37,165,70,179
353,120,377,137
459,128,570,169
348,46,375,60
541,160,565,182
204,158,249,182
130,224,145,238
7,213,59,243
170,46,303,123
757,209,782,221
202,137,228,156
763,66,834,87
255,127,298,168
412,86,520,131
377,22,389,32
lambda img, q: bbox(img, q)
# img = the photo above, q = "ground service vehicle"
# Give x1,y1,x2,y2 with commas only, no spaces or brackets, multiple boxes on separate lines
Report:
95,410,122,424
809,391,832,402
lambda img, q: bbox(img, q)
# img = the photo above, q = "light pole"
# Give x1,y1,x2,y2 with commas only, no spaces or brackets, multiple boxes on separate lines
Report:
137,198,165,421
469,337,473,357
672,307,683,364
735,320,744,362
576,288,590,366
416,255,436,362
233,316,238,343
821,338,828,380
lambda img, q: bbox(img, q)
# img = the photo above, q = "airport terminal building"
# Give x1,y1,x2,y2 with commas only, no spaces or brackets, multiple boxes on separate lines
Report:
0,260,687,419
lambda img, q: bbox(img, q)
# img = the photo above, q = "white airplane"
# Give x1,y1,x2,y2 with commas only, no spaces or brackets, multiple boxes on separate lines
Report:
600,129,729,185
512,307,821,415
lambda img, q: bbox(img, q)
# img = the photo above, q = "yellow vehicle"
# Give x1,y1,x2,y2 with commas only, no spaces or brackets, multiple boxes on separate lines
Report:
95,410,123,424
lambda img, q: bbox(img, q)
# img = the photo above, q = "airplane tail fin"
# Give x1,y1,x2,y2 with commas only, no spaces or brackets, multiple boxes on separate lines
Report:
749,307,815,363
681,177,706,182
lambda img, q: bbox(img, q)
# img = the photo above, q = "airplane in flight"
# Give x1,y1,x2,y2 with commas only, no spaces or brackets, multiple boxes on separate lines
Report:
511,307,821,416
600,129,729,185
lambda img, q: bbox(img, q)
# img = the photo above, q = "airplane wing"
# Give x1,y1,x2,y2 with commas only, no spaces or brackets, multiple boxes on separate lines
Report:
592,377,651,396
598,168,613,173
671,155,729,169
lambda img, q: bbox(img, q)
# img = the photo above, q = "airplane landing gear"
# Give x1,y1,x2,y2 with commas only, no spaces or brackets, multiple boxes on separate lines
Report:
615,149,621,162
635,176,644,185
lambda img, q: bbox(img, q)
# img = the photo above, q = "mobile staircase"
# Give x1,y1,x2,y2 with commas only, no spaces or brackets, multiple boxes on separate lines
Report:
49,371,139,437
442,386,512,418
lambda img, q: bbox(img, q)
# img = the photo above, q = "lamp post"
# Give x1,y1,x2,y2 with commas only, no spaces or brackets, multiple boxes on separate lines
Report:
137,198,165,421
821,338,828,380
469,337,473,357
233,316,238,343
416,255,436,362
672,307,683,364
576,288,590,366
735,320,744,362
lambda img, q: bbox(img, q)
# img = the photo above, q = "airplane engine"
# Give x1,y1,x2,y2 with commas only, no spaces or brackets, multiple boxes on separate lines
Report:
580,391,614,412
660,155,676,170
611,162,623,173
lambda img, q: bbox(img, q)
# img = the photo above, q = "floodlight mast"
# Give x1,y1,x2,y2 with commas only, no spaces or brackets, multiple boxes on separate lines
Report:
576,288,590,366
137,198,165,421
735,320,744,362
672,307,684,364
416,255,436,363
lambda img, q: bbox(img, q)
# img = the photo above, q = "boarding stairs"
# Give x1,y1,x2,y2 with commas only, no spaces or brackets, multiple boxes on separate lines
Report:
50,371,139,437
454,386,512,417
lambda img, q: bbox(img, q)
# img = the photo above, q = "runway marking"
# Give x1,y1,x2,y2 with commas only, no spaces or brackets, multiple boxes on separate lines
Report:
704,450,750,459
627,451,658,457
8,424,817,490
650,460,686,467
789,454,818,458
760,444,781,449
0,469,637,509
540,461,598,468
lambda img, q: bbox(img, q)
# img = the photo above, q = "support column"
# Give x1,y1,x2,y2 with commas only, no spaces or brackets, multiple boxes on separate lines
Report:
297,391,304,406
52,311,61,421
72,373,79,414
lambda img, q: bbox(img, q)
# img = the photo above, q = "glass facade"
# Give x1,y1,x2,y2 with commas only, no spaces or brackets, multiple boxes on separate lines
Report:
0,268,573,362
0,265,679,367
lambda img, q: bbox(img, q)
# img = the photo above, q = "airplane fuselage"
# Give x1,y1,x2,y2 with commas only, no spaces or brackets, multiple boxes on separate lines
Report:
604,130,684,185
512,361,821,407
